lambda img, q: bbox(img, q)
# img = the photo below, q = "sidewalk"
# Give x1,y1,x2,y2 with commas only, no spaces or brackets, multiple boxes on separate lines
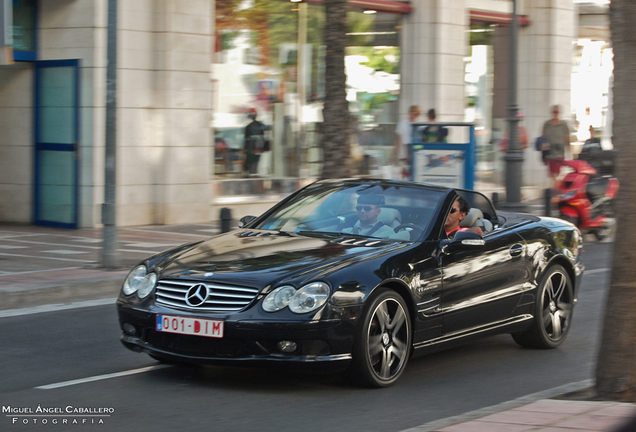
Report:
1,202,633,432
0,222,217,310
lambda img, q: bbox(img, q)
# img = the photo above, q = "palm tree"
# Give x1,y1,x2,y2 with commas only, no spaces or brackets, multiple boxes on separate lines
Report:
595,0,636,402
320,0,352,179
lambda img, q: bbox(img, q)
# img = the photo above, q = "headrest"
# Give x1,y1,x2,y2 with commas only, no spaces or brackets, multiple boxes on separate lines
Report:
377,208,402,227
460,208,483,228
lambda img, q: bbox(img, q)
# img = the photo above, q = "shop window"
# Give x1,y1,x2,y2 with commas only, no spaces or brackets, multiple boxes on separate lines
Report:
213,0,401,179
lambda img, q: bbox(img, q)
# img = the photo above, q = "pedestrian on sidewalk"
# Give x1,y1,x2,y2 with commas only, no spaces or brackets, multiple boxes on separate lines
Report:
393,104,421,180
419,108,448,143
541,104,571,187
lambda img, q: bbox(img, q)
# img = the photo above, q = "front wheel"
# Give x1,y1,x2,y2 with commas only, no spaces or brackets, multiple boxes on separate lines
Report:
512,264,574,349
593,218,614,241
351,289,412,388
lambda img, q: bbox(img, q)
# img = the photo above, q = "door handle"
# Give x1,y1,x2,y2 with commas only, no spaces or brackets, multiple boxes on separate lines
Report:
510,244,523,257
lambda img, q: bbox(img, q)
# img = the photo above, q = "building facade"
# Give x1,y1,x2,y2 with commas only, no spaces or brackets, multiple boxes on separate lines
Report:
0,0,594,228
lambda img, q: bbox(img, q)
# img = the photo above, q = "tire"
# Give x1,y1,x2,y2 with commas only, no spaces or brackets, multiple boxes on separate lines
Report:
351,288,412,388
594,220,613,241
512,264,574,349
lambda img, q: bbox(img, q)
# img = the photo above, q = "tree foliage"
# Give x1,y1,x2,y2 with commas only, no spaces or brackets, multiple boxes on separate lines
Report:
595,0,636,402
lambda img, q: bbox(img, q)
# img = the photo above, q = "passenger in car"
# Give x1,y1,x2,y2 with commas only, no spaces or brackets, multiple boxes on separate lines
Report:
342,194,396,238
445,197,483,238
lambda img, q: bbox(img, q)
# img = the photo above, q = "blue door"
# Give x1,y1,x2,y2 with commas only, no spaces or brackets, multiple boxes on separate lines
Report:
34,60,80,228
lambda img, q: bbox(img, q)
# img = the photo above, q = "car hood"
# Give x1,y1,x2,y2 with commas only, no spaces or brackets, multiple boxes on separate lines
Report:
152,230,409,287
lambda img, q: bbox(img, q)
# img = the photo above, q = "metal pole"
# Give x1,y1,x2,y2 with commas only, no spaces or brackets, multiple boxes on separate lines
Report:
503,0,525,211
102,0,118,268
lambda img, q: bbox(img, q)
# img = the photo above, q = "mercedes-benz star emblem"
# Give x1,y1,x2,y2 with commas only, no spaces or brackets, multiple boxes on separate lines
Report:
185,283,209,307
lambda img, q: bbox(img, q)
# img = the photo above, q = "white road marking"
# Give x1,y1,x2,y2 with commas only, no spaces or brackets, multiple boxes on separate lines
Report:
0,252,95,263
585,267,610,275
0,238,101,250
42,249,89,255
0,266,81,276
36,365,171,390
0,298,117,318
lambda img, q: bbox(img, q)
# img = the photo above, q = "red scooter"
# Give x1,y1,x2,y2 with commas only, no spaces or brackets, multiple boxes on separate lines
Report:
556,159,619,240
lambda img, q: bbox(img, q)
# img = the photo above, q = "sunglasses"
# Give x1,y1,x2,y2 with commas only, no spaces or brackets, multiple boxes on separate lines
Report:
450,207,460,214
356,205,377,212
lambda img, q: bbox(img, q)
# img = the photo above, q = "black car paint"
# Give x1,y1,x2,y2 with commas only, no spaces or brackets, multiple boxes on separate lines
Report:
117,179,583,370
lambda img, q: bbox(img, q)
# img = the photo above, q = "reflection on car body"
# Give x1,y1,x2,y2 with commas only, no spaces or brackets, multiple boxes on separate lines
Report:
117,179,584,387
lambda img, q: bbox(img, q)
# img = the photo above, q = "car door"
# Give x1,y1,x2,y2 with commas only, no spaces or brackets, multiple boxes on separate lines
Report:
440,227,528,335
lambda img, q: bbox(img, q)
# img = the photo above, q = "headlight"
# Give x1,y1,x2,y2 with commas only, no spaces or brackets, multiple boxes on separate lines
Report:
262,286,296,312
262,282,330,314
122,265,157,298
289,282,330,314
137,272,157,298
123,265,147,295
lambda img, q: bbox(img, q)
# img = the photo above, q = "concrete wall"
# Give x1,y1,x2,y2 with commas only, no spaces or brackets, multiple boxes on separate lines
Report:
400,0,469,122
115,0,213,226
0,63,33,222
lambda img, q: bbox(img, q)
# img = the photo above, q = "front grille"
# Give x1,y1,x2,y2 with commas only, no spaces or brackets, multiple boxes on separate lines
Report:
155,279,260,312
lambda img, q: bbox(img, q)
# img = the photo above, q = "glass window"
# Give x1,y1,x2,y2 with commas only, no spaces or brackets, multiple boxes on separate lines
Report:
12,0,36,61
213,0,401,180
254,182,444,239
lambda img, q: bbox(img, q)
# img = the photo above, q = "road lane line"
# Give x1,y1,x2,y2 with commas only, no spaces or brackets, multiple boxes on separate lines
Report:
36,365,171,390
0,266,82,276
0,252,95,263
0,298,118,318
585,268,610,275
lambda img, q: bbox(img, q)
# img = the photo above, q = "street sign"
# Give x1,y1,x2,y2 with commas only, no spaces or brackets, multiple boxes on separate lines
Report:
410,123,476,190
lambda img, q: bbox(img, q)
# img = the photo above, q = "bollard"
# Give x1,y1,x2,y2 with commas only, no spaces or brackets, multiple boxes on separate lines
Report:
491,192,499,209
544,188,552,217
220,207,232,233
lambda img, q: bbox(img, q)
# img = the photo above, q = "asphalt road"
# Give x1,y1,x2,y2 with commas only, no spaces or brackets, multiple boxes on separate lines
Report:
0,241,613,432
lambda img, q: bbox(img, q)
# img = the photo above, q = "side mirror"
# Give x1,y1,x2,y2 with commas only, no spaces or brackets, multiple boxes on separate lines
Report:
440,230,485,254
238,215,257,228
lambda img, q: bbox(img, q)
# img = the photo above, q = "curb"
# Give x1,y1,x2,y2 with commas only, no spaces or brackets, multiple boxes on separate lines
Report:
0,276,126,311
401,380,595,432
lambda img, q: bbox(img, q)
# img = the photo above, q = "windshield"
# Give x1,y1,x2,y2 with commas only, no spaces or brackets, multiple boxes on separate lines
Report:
253,183,445,240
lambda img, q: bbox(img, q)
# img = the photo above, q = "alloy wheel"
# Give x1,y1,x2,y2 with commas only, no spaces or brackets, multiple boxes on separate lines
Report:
361,292,411,386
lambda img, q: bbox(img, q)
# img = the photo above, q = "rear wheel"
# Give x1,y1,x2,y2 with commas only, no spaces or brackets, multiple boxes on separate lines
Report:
351,289,411,387
512,264,574,349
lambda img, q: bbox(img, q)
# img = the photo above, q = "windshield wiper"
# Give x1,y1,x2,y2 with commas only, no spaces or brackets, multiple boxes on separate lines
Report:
296,230,342,238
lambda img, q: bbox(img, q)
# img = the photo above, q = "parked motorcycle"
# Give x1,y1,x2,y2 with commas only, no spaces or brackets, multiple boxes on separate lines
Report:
556,157,619,241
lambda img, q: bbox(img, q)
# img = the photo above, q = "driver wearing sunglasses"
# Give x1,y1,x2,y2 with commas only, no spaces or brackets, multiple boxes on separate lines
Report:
446,196,483,238
342,194,395,238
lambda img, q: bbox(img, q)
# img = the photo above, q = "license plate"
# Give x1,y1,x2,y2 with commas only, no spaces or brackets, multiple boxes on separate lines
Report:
156,314,224,338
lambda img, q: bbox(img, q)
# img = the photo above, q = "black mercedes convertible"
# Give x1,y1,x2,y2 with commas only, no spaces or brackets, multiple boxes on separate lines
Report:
117,179,584,387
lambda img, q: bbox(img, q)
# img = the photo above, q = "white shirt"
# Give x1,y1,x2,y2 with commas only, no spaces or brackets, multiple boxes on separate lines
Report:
343,221,395,238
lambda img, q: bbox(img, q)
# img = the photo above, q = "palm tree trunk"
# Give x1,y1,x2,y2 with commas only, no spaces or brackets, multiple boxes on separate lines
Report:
595,0,636,402
320,0,351,179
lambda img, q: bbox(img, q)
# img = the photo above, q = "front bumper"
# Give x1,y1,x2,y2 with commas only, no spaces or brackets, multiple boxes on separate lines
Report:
117,302,358,369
